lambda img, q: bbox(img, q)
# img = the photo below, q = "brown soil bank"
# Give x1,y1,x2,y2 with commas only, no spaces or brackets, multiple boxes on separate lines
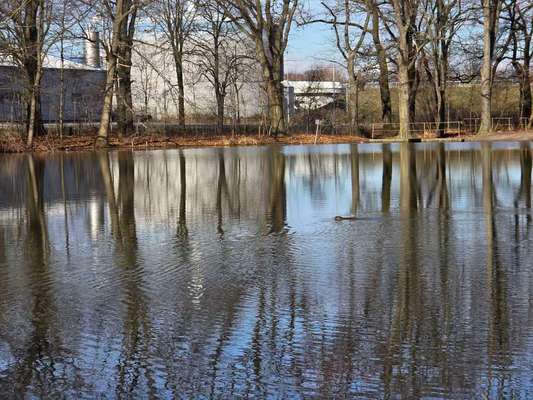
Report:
462,130,533,142
0,132,365,153
1,130,532,153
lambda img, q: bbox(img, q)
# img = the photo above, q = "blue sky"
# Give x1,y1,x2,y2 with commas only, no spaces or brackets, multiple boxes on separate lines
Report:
287,24,336,71
286,2,338,72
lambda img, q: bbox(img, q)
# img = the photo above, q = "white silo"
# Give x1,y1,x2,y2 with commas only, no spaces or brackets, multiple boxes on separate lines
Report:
85,27,101,68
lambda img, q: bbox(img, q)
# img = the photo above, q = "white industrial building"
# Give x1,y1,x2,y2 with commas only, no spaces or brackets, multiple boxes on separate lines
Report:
130,32,265,121
282,79,346,112
0,22,346,126
0,46,106,123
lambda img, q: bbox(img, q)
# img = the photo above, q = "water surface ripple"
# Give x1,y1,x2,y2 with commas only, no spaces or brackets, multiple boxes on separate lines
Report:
0,142,532,398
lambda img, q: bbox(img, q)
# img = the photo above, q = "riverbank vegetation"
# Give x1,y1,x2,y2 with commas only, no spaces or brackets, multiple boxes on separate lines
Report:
0,0,532,151
0,130,369,153
2,126,533,153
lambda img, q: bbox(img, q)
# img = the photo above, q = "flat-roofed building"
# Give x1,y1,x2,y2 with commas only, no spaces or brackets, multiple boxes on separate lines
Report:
0,55,106,123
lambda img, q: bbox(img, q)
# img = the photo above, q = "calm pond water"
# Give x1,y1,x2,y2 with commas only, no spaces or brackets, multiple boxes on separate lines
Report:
0,142,532,399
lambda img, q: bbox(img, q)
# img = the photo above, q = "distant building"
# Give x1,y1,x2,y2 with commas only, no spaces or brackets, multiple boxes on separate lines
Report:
131,32,264,121
282,79,346,113
284,86,295,122
0,45,106,123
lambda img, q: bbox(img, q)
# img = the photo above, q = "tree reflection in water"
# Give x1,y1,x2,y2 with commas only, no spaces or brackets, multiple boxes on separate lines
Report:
0,143,532,398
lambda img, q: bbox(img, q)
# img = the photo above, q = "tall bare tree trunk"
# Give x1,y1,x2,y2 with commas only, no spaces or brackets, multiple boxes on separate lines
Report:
394,9,417,139
175,52,186,127
513,29,531,126
116,67,135,136
435,59,448,136
151,0,197,130
220,1,297,137
58,2,67,140
518,68,532,123
398,62,412,139
234,83,242,124
59,41,65,139
479,0,501,135
434,19,447,137
116,5,137,137
97,55,118,145
97,0,136,145
266,82,285,136
216,91,225,134
408,61,419,124
24,0,46,148
530,103,533,130
429,43,449,137
370,2,392,124
345,55,360,134
260,53,286,136
212,36,225,135
26,68,44,147
479,45,493,134
346,80,359,135
520,73,532,121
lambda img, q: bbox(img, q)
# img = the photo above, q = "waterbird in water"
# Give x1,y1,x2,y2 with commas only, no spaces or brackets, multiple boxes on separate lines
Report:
335,215,384,221
334,215,358,221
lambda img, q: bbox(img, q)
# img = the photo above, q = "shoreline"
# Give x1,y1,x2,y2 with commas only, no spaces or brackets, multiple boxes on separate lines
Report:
1,130,532,153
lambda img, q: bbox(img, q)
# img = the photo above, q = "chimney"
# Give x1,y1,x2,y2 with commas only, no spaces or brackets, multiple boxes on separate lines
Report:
85,29,101,68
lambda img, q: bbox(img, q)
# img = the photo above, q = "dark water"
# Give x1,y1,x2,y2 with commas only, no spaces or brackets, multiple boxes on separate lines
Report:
0,142,532,399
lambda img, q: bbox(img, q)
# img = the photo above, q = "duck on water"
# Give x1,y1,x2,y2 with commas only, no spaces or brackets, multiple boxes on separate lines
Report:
334,215,358,221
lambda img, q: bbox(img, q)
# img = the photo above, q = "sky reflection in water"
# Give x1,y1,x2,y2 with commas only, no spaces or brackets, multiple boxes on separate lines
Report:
0,142,532,399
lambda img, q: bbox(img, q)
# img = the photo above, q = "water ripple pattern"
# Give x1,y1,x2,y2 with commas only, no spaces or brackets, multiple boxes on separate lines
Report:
0,142,532,398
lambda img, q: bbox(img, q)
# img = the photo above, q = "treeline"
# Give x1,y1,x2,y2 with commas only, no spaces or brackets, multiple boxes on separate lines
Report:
303,0,533,137
0,0,532,148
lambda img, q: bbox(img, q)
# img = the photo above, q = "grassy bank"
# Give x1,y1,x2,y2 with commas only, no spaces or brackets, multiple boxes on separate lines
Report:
1,130,532,153
0,132,366,153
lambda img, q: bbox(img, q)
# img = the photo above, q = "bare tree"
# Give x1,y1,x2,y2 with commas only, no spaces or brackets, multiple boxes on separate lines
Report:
131,35,192,120
149,0,197,128
132,42,160,116
0,0,53,147
54,0,71,140
90,0,139,145
116,0,139,136
367,0,392,124
380,0,428,138
220,0,299,136
509,0,533,128
478,0,512,134
192,1,251,133
302,0,394,129
424,0,466,136
304,0,370,134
